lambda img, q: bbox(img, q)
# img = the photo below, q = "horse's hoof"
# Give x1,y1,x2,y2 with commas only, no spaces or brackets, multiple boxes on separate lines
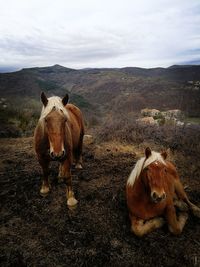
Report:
75,163,83,170
156,217,165,227
181,212,189,219
67,197,78,207
174,200,189,212
192,206,200,218
40,187,50,196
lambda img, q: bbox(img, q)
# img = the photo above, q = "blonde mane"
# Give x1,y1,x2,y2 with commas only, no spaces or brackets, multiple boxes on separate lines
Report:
127,151,166,186
39,96,69,120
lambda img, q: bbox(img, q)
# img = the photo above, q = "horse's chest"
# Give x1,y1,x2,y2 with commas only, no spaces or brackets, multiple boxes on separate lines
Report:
134,201,166,220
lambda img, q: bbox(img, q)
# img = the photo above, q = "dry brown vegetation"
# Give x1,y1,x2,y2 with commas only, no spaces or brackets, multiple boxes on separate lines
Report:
97,114,200,152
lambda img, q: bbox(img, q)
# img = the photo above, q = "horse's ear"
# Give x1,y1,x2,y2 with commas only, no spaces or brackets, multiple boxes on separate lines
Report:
62,94,69,106
145,147,151,158
161,151,167,159
41,92,48,107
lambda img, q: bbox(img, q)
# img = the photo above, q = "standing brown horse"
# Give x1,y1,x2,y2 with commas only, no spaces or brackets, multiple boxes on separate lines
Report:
126,147,200,237
34,92,84,207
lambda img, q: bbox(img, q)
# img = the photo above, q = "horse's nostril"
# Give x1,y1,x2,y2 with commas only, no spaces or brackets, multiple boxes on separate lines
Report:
62,150,65,157
162,193,166,200
152,192,157,199
50,152,55,158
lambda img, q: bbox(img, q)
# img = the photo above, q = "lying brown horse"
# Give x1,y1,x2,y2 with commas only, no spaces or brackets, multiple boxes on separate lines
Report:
126,147,200,236
34,92,84,207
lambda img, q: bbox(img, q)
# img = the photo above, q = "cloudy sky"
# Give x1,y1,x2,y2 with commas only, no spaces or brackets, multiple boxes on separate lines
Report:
0,0,200,72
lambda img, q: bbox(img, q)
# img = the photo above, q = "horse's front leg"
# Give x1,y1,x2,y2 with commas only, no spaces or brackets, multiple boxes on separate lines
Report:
39,157,50,196
60,159,78,207
166,204,188,235
130,215,165,237
58,164,64,182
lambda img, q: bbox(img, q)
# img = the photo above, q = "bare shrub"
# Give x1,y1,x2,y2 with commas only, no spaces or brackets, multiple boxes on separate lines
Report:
96,114,200,156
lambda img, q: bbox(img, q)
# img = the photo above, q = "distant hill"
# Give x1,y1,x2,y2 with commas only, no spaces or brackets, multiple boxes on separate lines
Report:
1,64,200,94
0,64,200,136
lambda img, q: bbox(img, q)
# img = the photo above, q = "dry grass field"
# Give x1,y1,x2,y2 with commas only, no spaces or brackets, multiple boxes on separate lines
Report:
0,137,200,267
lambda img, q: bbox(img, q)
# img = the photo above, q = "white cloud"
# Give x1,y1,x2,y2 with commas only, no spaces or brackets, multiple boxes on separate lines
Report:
0,0,200,71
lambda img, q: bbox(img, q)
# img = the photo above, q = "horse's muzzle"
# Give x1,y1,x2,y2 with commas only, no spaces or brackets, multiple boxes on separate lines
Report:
151,191,166,203
50,150,66,161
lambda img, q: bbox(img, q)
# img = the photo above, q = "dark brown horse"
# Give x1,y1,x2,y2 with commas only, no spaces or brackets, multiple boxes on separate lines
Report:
34,92,84,207
126,147,200,236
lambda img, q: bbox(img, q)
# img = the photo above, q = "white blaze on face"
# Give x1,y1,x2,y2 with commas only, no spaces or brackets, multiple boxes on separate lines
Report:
49,141,54,155
49,138,65,155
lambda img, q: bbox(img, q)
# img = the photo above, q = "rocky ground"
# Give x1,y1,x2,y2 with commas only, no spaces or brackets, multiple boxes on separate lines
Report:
0,137,200,267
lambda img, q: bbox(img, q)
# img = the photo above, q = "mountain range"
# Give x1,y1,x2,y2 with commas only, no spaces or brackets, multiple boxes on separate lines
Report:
1,64,200,115
0,64,200,136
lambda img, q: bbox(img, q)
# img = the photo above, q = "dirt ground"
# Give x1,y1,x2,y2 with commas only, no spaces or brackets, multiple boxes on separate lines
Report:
0,137,200,267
